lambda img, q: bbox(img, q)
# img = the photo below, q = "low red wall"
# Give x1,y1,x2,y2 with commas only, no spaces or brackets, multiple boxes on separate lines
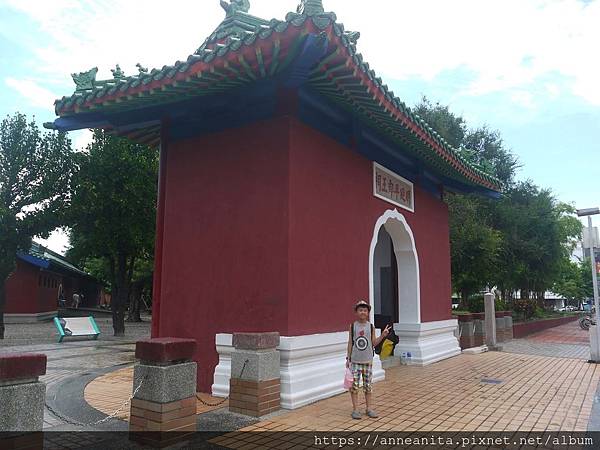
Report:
513,315,579,339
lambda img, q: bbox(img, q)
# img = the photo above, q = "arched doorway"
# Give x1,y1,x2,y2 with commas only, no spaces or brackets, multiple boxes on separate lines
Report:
369,209,420,328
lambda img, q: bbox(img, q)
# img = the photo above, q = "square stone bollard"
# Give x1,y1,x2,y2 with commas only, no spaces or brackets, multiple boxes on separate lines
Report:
504,311,514,340
0,353,46,449
129,338,197,447
455,314,474,349
495,311,506,342
472,313,486,346
229,332,280,417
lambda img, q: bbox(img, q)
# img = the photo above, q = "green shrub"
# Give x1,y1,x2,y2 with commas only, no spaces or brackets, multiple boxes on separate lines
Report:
467,295,484,313
465,294,507,313
513,299,537,320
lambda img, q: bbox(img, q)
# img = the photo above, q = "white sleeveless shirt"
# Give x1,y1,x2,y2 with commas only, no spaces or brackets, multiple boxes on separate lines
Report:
350,321,373,364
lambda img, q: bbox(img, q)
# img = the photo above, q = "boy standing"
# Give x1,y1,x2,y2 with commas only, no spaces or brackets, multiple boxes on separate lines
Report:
346,300,391,419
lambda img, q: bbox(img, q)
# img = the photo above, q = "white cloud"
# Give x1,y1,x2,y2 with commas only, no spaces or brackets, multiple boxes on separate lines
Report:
5,77,58,109
2,0,600,108
510,91,535,109
72,129,94,151
36,228,70,255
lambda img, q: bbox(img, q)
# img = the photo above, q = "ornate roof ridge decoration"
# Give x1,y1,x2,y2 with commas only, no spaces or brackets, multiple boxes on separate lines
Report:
50,0,501,192
297,0,324,15
71,67,98,92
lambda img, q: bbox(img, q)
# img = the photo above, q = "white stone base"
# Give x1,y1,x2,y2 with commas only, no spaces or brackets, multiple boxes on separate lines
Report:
211,334,234,398
463,345,488,355
393,319,461,365
211,331,385,410
4,311,57,324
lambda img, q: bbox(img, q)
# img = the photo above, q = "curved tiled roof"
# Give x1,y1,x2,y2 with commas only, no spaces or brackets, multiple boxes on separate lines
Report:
51,2,501,192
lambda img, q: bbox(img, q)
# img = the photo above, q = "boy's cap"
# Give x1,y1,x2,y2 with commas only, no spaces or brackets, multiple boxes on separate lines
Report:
354,300,371,311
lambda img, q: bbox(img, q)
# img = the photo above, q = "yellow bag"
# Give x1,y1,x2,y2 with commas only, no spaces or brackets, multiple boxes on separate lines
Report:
380,338,394,359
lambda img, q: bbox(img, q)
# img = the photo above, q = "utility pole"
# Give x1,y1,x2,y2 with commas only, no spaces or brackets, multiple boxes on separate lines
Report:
578,208,600,362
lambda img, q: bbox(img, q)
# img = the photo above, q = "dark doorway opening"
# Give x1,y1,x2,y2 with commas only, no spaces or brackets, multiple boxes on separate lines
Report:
373,226,399,330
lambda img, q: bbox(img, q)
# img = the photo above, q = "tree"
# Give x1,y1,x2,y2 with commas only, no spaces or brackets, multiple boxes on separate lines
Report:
492,183,582,304
414,97,580,309
68,130,157,336
553,259,593,307
127,257,153,323
414,97,513,302
0,113,74,338
447,194,501,306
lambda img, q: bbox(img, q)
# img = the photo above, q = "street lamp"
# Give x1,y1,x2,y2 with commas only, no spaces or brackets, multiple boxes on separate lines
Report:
577,207,600,362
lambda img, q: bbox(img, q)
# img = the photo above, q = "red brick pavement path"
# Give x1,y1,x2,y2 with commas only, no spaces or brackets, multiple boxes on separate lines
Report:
525,319,588,344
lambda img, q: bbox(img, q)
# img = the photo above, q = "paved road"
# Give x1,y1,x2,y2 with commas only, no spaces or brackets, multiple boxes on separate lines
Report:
502,320,589,360
0,316,151,429
0,314,151,347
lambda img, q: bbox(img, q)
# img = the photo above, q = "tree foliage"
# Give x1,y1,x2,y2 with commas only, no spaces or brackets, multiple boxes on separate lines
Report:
68,130,157,335
414,97,582,307
553,259,593,305
0,113,74,338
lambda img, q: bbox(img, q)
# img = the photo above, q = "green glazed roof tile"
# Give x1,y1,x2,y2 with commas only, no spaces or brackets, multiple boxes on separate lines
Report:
51,1,500,191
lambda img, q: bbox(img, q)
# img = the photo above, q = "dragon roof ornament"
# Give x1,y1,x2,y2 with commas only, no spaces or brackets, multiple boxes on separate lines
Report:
220,0,250,18
71,67,98,92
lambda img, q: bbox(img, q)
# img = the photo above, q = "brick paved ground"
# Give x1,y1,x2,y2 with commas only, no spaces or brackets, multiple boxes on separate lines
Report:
209,352,599,449
85,366,228,420
82,351,600,441
525,320,589,344
502,320,590,360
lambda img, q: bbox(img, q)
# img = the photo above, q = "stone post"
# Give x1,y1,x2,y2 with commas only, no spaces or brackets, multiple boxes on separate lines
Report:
129,338,197,446
456,314,474,349
504,311,514,340
484,292,500,350
472,313,486,347
229,332,280,417
0,353,46,449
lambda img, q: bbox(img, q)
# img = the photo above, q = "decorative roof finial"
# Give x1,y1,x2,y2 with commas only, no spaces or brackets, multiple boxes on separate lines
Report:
136,63,148,75
297,0,324,15
220,0,250,18
71,67,98,91
111,64,125,79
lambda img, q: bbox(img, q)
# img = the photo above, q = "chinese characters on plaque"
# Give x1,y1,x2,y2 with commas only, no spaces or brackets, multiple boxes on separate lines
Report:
373,163,414,212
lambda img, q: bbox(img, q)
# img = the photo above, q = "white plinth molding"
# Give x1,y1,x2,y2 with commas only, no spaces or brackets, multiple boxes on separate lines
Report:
393,319,461,365
4,311,57,323
211,333,233,398
211,331,385,409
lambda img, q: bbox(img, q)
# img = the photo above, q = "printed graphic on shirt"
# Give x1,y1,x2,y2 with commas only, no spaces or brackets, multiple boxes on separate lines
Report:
355,335,369,351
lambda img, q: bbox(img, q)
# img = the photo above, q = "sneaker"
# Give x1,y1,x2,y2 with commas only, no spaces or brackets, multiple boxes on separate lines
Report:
351,410,362,420
366,409,378,418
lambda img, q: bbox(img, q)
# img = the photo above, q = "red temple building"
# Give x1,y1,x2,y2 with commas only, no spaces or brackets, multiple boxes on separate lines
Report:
48,0,500,408
4,242,100,322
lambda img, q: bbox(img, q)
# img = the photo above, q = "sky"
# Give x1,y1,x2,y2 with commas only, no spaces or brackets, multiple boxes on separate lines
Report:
1,0,599,254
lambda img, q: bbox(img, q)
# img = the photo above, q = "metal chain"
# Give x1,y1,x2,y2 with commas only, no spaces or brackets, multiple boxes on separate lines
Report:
196,358,249,407
45,374,147,427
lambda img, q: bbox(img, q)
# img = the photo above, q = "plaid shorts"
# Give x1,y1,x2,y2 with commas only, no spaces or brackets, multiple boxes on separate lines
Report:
350,362,373,393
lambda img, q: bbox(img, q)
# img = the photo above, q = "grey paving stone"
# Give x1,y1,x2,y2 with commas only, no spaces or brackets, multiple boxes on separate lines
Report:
501,339,590,359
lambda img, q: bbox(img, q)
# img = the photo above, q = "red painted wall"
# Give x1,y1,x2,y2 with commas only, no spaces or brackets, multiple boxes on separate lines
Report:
5,261,59,315
287,118,452,334
156,116,453,391
157,117,291,391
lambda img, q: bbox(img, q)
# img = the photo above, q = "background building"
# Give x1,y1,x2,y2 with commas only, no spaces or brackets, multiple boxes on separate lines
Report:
4,242,101,323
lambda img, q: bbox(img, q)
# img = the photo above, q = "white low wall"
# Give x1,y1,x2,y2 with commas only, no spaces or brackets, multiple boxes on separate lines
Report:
211,331,385,409
393,319,461,365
